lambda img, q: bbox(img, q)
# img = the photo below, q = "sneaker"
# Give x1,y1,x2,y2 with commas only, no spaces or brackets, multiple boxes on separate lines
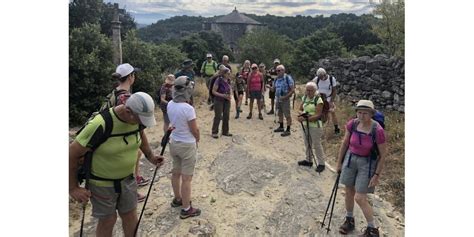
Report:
222,133,233,137
339,217,355,234
247,113,252,119
335,127,341,135
297,160,313,167
359,227,379,237
258,113,263,120
267,110,274,115
281,130,291,137
180,206,201,219
212,134,219,139
170,198,183,207
136,175,150,187
273,127,284,133
137,193,146,203
316,165,326,173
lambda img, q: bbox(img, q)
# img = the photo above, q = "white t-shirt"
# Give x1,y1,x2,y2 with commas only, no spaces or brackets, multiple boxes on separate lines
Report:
167,100,197,143
312,75,337,102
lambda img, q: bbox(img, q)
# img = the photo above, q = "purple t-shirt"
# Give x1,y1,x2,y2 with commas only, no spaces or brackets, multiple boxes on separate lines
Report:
347,119,386,157
214,76,231,102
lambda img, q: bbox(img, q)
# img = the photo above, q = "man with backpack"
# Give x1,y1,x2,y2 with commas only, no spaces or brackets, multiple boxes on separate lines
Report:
273,64,295,137
312,68,341,134
69,92,164,237
175,59,196,105
200,53,218,104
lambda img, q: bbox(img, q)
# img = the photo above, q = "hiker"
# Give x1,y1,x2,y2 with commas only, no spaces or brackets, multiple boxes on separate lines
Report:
159,74,175,134
167,76,202,219
336,100,387,237
312,68,341,134
208,65,228,111
108,63,150,202
246,63,264,120
69,92,164,237
218,55,232,72
266,58,280,114
211,67,233,138
233,72,245,119
259,63,269,113
273,64,295,137
240,60,251,105
296,81,326,172
175,59,196,105
200,53,218,105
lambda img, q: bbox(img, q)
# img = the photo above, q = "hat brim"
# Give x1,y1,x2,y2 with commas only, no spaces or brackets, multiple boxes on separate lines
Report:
138,113,156,127
356,106,374,111
133,67,142,73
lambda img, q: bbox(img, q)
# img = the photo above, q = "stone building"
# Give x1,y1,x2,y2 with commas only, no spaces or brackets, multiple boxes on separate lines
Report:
203,7,264,55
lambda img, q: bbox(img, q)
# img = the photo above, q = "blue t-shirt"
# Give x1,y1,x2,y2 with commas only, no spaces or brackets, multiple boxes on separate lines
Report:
175,70,195,82
274,74,294,99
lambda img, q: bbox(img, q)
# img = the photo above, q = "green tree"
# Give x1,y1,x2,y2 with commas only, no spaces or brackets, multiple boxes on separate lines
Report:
237,28,293,72
293,29,347,77
153,44,187,74
372,0,405,56
69,23,115,125
351,44,386,57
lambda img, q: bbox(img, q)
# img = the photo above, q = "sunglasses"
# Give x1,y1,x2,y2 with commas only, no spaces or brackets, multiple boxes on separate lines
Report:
276,69,283,72
252,67,258,70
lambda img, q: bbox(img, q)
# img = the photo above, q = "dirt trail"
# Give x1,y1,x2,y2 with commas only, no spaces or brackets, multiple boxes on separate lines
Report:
69,83,404,236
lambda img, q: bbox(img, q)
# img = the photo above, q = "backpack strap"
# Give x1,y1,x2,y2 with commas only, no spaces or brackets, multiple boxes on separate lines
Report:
368,120,379,178
213,61,217,71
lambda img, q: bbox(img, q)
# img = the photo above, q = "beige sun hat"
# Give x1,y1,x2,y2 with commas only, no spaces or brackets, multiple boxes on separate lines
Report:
356,100,375,111
165,74,175,84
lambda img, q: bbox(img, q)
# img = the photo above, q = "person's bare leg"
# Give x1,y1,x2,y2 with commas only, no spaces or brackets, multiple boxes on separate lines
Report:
181,175,193,208
119,208,138,237
248,98,254,117
96,214,117,237
345,186,356,213
171,171,182,201
257,99,262,114
355,193,375,224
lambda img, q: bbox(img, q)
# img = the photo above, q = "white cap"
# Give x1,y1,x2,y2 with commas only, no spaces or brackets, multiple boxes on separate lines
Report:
206,53,212,58
125,92,156,127
273,58,280,64
116,63,137,77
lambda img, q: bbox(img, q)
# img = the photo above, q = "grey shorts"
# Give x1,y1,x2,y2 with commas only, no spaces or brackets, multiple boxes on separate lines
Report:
89,175,137,219
249,91,262,100
340,152,377,194
170,140,197,176
277,99,291,117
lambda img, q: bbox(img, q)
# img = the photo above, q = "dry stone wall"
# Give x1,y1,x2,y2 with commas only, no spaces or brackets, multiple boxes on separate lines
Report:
311,54,405,112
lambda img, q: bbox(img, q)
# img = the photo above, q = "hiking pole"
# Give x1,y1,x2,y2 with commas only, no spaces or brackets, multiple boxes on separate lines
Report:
134,127,173,237
299,119,317,166
321,173,341,233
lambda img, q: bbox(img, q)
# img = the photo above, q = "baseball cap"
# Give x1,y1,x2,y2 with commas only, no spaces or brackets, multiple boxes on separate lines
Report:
125,92,156,127
206,53,212,58
115,63,140,77
273,58,280,64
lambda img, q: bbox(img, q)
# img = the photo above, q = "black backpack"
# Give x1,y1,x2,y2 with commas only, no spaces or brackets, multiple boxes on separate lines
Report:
302,94,330,123
76,109,145,193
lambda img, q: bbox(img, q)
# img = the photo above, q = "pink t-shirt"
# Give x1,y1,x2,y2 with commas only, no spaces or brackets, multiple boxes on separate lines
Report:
346,119,386,157
248,72,262,92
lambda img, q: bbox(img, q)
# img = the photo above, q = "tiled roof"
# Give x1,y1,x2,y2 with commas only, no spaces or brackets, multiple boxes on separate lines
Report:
215,8,262,25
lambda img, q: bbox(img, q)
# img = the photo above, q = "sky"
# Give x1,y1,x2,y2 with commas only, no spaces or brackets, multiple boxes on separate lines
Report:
105,0,383,25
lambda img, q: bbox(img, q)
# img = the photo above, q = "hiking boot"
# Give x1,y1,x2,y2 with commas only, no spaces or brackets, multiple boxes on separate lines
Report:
170,198,182,207
281,130,291,137
247,113,252,119
222,133,233,137
316,165,326,173
136,175,150,187
274,127,284,133
267,110,274,115
239,109,243,113
258,113,263,120
339,217,355,234
359,227,380,237
180,206,201,219
235,113,240,119
212,134,219,139
297,160,313,167
137,193,146,203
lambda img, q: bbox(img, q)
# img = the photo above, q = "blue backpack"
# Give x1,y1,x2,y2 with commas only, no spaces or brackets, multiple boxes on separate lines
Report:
372,110,385,129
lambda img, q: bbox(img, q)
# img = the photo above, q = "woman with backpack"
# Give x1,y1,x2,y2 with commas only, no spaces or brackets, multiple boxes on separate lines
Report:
296,81,326,173
159,74,175,134
211,67,233,138
246,63,264,120
336,100,387,237
240,60,251,105
233,72,245,119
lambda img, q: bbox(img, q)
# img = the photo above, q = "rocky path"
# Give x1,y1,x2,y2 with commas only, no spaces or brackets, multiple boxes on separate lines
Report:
69,89,404,236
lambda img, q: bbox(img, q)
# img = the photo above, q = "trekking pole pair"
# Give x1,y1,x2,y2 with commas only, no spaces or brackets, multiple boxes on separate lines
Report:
134,127,174,237
321,171,341,233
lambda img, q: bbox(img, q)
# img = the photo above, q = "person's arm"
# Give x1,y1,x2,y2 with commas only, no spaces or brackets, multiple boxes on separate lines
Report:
330,77,337,101
336,128,351,173
369,142,387,187
260,73,265,93
160,88,168,104
139,131,164,167
188,118,200,144
69,141,92,203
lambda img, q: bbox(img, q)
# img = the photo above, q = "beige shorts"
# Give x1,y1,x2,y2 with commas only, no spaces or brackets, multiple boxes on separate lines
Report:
329,101,336,112
170,140,197,176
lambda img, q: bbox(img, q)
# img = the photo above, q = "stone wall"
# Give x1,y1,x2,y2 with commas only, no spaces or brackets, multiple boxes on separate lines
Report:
311,54,405,112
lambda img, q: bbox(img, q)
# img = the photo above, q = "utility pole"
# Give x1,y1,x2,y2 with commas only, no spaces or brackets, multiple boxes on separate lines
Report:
111,3,122,65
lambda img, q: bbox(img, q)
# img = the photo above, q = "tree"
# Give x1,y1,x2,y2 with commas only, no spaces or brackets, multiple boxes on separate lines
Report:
292,29,347,78
69,24,115,125
237,28,294,72
153,43,187,74
372,0,405,56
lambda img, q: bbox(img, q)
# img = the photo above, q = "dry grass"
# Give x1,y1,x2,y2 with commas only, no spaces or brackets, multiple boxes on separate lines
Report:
294,85,405,215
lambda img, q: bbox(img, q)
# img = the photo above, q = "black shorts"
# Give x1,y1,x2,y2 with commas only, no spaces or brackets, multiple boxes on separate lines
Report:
233,91,244,101
269,90,275,99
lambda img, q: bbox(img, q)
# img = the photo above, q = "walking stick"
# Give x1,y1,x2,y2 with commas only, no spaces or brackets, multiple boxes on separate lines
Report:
134,127,174,237
299,118,318,166
321,172,341,233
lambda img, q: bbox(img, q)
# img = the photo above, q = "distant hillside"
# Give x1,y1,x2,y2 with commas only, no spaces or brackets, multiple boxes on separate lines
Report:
137,13,381,49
